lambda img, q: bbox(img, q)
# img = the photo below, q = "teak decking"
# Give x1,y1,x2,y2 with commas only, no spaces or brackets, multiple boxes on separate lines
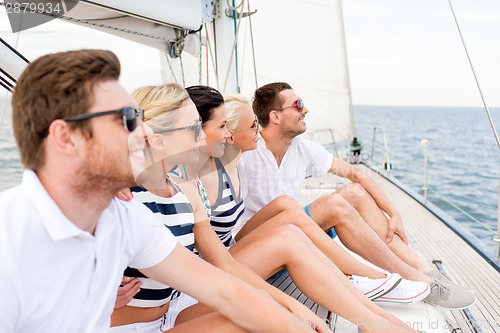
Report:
268,164,499,332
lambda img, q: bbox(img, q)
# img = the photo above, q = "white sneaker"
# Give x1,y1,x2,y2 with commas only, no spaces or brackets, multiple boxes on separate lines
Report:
350,273,402,300
375,279,430,304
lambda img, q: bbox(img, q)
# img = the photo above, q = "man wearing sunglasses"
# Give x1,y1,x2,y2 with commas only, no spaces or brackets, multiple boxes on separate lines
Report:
0,52,328,333
238,82,475,310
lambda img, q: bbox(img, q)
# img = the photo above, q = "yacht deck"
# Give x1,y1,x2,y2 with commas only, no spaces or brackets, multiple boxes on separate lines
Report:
269,164,499,332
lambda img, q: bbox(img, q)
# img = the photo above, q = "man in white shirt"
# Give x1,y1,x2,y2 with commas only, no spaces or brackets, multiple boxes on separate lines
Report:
239,82,475,310
0,52,327,333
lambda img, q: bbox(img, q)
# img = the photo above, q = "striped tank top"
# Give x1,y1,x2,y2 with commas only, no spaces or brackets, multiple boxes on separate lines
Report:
209,158,245,248
123,181,195,308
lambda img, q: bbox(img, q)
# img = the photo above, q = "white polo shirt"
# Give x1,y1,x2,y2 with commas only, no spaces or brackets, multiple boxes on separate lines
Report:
0,170,177,333
237,136,332,229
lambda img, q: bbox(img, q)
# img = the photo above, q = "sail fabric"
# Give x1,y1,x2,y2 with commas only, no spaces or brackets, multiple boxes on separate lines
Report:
238,0,355,143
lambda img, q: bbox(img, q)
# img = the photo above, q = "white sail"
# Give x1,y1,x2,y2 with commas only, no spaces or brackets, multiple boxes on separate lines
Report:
159,0,355,144
238,0,355,143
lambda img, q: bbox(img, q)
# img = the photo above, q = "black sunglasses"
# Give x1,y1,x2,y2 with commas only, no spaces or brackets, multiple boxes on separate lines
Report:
157,121,203,143
279,98,304,112
62,107,144,132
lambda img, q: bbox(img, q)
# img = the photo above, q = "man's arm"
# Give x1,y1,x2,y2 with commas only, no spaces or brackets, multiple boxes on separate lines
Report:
328,157,408,244
183,180,329,330
140,245,328,333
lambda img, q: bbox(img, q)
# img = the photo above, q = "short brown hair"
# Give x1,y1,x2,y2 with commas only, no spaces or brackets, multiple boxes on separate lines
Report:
252,82,292,127
12,49,121,170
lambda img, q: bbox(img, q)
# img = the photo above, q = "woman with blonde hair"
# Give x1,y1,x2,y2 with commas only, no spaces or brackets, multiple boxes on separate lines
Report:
177,85,426,333
111,83,330,333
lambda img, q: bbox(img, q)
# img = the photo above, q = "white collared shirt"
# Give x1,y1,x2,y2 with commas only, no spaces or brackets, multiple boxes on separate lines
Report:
237,136,332,231
0,170,177,333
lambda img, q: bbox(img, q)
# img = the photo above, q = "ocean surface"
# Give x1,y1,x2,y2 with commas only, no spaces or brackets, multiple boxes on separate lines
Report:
354,105,500,253
0,97,498,254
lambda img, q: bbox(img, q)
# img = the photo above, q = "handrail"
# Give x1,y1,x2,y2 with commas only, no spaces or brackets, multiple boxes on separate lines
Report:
420,139,429,203
370,127,391,172
310,129,339,157
495,173,500,261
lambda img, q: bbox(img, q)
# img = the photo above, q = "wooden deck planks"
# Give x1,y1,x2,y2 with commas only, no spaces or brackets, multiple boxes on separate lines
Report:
363,166,499,333
268,166,498,332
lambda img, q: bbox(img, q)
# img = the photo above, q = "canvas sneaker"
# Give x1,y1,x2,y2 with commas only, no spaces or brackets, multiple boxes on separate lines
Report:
424,269,452,283
350,273,402,300
375,279,430,304
424,278,476,309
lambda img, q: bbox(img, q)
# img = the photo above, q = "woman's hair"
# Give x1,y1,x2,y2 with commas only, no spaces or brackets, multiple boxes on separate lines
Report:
224,94,251,132
186,85,224,125
132,83,190,133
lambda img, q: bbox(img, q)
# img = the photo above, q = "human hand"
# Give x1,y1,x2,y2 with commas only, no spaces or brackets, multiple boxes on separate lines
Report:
114,276,141,309
115,188,133,201
288,299,332,332
386,213,408,245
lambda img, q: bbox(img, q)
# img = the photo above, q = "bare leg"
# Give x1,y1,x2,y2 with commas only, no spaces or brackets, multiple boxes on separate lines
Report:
336,183,433,272
237,198,385,278
168,308,247,332
231,213,418,333
309,193,432,284
236,195,302,240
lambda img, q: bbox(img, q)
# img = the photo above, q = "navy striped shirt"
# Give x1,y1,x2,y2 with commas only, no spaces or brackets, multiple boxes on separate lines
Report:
124,183,195,308
209,158,245,248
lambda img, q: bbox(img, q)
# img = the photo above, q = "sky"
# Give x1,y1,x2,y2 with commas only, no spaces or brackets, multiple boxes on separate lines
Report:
0,0,499,107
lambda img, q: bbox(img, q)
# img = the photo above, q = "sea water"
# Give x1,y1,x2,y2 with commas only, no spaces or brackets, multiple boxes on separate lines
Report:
0,96,498,252
354,105,500,252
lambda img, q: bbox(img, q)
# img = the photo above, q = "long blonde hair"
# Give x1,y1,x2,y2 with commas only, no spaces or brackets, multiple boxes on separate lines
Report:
224,94,251,132
133,83,190,133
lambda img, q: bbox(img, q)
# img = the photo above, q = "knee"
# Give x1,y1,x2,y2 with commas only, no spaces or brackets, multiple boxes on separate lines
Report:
321,193,354,219
271,195,302,211
274,224,307,245
339,183,369,207
280,207,311,227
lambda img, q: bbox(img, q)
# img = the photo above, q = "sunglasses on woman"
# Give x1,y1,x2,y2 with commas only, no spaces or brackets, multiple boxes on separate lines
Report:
233,114,260,135
157,120,203,142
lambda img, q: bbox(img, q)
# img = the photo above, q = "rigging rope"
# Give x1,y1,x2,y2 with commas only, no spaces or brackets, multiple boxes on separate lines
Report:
198,31,202,85
247,0,258,90
429,188,496,235
447,0,500,150
231,0,241,93
0,29,22,142
164,54,179,83
222,0,246,93
204,23,219,86
226,0,244,10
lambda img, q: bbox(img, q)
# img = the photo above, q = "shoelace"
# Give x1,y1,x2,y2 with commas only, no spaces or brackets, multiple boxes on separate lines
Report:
430,279,450,306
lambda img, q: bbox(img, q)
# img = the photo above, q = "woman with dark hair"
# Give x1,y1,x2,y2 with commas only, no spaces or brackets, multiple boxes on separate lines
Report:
175,85,425,333
113,84,330,333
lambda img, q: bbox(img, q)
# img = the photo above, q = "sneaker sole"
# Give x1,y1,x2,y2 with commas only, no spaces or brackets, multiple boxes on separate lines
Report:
423,294,477,310
366,273,403,300
375,284,431,304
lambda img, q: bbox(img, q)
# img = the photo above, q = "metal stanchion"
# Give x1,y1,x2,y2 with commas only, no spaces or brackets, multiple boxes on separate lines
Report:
421,139,429,204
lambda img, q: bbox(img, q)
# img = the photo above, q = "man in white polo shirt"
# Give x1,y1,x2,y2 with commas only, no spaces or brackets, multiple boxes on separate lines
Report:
0,52,328,333
238,82,475,310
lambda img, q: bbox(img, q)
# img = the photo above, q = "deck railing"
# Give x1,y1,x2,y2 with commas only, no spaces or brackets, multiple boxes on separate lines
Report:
369,127,391,173
496,176,500,261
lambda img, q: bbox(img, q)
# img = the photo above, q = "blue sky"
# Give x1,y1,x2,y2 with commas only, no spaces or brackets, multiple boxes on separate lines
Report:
1,0,499,107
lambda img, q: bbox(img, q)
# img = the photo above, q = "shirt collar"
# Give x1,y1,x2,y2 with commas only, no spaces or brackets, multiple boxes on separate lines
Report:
21,170,87,241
